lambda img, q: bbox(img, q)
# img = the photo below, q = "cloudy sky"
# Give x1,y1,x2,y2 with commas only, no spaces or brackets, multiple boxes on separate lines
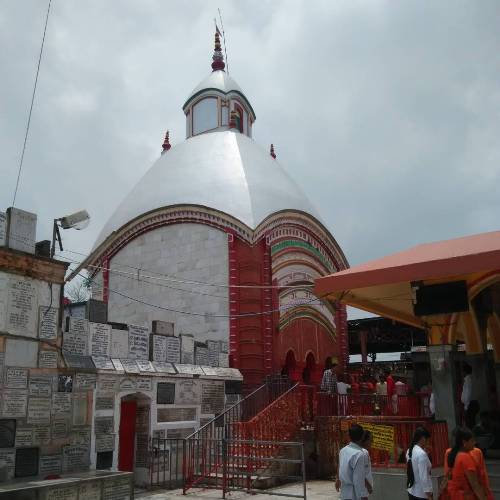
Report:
1,1,499,316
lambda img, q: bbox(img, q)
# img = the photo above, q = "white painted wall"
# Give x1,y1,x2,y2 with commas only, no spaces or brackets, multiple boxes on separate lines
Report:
107,223,229,343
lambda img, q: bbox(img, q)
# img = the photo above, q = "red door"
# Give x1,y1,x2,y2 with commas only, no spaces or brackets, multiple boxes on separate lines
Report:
119,401,137,471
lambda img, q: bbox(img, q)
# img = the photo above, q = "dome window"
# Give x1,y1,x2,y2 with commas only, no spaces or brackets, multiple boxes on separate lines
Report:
192,97,218,136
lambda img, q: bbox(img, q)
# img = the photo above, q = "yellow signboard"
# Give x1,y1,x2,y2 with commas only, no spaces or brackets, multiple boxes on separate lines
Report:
359,422,394,452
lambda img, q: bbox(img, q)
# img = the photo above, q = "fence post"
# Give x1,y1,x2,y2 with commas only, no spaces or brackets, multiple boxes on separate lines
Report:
222,438,227,499
182,438,187,495
301,442,307,500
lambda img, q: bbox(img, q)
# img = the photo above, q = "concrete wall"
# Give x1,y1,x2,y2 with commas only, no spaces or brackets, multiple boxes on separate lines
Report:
108,223,229,343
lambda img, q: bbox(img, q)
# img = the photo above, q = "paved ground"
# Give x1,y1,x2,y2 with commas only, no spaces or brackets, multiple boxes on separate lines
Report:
136,480,340,499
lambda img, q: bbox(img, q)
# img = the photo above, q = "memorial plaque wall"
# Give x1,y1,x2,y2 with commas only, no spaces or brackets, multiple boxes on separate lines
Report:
71,428,91,446
39,454,62,476
62,444,90,472
151,334,167,362
110,329,129,358
6,367,28,388
52,393,72,418
128,325,149,360
94,416,114,434
136,359,155,372
218,353,229,368
152,361,176,374
15,428,33,447
207,340,220,367
96,394,114,411
39,306,59,340
0,419,16,448
79,480,102,500
174,364,204,375
121,358,140,374
6,207,37,254
103,475,131,500
44,486,77,500
63,331,88,356
92,356,115,370
165,337,181,363
52,421,68,440
89,322,111,356
33,426,50,445
75,373,96,390
98,376,119,392
0,448,15,478
136,378,152,391
6,276,37,337
157,382,175,404
2,390,28,418
73,393,88,426
201,382,225,415
119,378,136,391
180,335,195,364
61,353,94,369
112,358,125,371
29,376,52,397
95,433,115,452
195,346,208,366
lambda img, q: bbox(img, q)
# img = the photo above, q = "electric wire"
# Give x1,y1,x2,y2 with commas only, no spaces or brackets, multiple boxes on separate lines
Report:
12,0,52,207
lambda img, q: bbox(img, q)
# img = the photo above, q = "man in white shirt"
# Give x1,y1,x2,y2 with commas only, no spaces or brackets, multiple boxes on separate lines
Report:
336,374,352,416
338,424,370,500
461,363,479,428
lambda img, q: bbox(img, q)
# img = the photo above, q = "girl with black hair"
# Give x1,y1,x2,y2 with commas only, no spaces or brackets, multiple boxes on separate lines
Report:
445,427,487,500
406,427,433,499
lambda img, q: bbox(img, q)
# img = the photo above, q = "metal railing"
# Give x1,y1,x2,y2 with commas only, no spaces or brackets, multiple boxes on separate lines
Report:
183,375,294,493
150,437,185,489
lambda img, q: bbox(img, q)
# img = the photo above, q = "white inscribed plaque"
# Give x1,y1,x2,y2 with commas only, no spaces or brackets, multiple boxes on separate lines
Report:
6,276,37,337
68,317,88,335
6,367,28,388
71,428,91,446
63,331,88,356
52,393,72,418
119,378,136,391
128,325,150,360
15,428,34,447
28,397,51,424
111,358,124,371
52,420,68,439
78,481,101,500
152,361,177,374
0,448,15,479
0,212,6,246
45,486,77,500
89,322,111,356
110,329,128,358
165,336,181,363
152,335,167,362
6,207,36,254
175,379,201,405
2,389,28,417
73,392,88,426
136,359,155,372
39,350,58,368
95,433,115,452
39,455,62,476
29,376,53,397
207,340,220,367
121,358,140,374
218,353,229,368
98,375,119,392
33,425,50,445
195,346,208,366
39,306,59,340
136,377,152,391
92,356,115,370
75,373,96,390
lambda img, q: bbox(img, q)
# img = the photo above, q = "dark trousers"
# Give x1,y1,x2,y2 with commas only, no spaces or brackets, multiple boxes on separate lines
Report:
465,399,479,429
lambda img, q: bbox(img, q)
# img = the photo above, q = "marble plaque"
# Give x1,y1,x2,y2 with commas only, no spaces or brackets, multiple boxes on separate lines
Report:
95,394,114,411
195,346,208,366
111,358,125,371
0,419,15,448
201,382,225,415
110,329,129,358
29,376,52,397
44,486,77,500
6,276,37,337
157,407,197,422
95,433,115,452
136,359,155,373
6,207,36,254
94,416,114,434
207,340,220,367
62,444,90,472
61,353,94,369
52,393,72,418
68,317,89,335
220,341,228,354
39,306,59,340
152,361,176,374
201,366,219,376
157,382,175,404
211,367,243,379
174,364,204,375
39,454,62,476
218,353,229,368
15,428,34,447
165,337,181,364
103,475,131,500
119,378,136,391
181,335,195,364
38,350,58,368
72,393,88,426
28,397,51,425
98,375,119,392
121,358,140,374
63,331,88,356
33,425,50,445
152,320,174,336
52,420,68,440
2,389,28,417
92,356,115,370
6,367,28,388
0,448,15,479
128,325,150,360
79,481,101,500
0,211,6,246
89,322,111,356
136,377,152,391
152,334,167,362
176,379,200,405
71,427,91,445
166,427,195,439
75,373,96,390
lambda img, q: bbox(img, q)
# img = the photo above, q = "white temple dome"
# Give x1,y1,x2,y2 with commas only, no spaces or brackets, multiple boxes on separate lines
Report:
184,71,244,107
94,130,319,248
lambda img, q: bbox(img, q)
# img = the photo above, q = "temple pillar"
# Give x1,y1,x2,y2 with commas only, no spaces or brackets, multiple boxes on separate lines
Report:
428,345,459,436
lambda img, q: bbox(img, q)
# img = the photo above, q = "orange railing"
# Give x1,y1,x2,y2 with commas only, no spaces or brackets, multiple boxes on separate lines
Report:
315,415,448,478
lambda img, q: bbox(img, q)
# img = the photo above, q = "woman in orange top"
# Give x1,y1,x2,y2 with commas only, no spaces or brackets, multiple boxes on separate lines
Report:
443,427,487,500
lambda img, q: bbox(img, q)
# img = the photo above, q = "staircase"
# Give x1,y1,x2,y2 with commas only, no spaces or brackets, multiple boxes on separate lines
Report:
183,375,299,494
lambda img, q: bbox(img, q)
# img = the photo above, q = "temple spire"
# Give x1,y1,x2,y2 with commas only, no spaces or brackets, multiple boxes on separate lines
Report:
270,144,276,159
161,130,171,154
211,29,225,72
